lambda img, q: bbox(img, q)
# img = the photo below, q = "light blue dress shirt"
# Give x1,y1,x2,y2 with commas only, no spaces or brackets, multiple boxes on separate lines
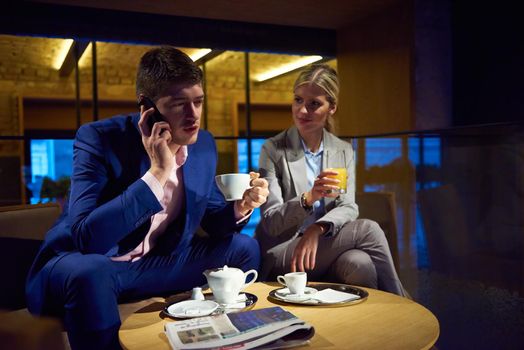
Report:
299,138,326,233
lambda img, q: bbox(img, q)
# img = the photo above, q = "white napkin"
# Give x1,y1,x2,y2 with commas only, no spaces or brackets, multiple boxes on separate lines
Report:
307,288,360,304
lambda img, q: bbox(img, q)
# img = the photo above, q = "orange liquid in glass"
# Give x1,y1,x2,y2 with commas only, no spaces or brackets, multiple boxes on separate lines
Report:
326,167,347,194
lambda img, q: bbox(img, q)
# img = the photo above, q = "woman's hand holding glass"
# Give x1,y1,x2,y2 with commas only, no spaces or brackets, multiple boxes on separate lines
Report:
303,169,341,207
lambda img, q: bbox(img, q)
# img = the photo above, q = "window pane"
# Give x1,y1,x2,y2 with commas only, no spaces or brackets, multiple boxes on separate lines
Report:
28,139,73,204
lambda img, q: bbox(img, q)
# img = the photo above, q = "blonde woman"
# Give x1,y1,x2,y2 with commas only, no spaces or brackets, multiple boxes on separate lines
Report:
255,64,405,296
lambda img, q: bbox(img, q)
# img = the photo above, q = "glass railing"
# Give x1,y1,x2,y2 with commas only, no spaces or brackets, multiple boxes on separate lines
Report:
2,122,523,348
344,122,524,350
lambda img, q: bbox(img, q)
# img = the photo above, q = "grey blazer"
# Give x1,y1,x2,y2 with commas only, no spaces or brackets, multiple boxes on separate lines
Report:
255,126,359,258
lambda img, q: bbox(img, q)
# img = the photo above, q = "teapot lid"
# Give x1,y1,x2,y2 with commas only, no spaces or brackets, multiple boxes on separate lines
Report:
206,265,240,277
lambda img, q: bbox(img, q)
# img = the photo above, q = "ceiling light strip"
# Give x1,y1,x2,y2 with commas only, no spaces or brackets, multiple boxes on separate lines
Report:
53,39,74,70
190,49,212,62
255,55,323,82
78,42,93,68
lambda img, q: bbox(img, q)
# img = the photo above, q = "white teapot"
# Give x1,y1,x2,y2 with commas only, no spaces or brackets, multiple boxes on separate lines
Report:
203,265,258,304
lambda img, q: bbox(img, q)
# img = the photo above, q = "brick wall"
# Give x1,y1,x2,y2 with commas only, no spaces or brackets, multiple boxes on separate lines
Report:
0,35,336,155
0,35,338,202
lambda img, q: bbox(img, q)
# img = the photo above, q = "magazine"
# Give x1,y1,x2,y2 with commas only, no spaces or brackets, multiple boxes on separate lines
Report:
164,306,315,350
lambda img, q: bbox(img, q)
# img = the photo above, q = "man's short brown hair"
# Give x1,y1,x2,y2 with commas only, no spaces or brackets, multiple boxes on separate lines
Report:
136,46,203,101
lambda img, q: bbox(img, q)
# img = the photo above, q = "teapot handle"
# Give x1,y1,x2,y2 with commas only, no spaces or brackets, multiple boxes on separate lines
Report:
242,269,258,289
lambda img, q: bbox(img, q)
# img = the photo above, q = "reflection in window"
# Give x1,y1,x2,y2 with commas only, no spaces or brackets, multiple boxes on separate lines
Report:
237,139,266,236
365,138,402,169
413,137,441,267
364,184,386,192
31,141,52,181
237,139,266,173
362,136,441,268
29,139,73,203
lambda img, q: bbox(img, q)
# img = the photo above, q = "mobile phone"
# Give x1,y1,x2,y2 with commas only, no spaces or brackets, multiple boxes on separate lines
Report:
137,95,165,130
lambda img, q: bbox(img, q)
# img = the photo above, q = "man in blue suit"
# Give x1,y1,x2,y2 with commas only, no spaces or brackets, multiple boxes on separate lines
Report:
26,47,268,350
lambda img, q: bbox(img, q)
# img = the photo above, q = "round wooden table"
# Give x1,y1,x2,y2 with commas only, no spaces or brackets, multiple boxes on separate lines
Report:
119,282,439,349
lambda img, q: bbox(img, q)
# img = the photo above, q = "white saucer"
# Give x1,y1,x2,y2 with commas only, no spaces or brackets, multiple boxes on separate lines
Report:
165,300,219,318
275,287,318,301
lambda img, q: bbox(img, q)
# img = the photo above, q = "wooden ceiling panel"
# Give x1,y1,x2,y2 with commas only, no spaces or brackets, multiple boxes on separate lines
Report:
31,0,402,30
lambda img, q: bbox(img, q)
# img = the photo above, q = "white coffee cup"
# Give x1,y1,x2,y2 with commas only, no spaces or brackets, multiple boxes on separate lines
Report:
277,272,307,295
215,173,251,201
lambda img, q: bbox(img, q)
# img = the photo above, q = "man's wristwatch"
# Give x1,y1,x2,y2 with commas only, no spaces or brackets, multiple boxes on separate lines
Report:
300,192,313,211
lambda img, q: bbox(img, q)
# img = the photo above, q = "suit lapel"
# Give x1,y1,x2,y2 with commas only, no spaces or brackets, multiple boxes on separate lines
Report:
182,145,198,230
131,114,151,178
285,127,309,196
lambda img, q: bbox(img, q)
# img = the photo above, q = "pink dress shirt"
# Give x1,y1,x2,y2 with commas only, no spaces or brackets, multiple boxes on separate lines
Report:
112,146,188,262
111,146,251,262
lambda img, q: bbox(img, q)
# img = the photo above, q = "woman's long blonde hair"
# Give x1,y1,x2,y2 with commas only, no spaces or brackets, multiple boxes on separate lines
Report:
293,63,339,133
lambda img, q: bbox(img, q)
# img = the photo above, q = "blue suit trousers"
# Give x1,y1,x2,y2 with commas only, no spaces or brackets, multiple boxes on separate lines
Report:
45,234,260,349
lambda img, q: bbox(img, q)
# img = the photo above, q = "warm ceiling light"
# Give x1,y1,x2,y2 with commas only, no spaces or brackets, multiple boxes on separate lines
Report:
53,39,74,70
189,49,212,62
78,42,93,68
255,55,323,82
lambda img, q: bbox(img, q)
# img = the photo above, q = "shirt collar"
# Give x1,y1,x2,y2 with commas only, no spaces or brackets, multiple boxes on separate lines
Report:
300,137,324,156
174,145,189,167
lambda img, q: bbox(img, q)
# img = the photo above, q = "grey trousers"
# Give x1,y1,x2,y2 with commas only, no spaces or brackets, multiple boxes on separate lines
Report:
263,219,406,297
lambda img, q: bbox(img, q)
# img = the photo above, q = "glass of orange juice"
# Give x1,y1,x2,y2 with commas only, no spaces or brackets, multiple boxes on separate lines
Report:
325,168,347,194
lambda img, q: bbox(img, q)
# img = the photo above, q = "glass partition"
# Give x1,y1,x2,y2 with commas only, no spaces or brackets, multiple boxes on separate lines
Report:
349,123,524,349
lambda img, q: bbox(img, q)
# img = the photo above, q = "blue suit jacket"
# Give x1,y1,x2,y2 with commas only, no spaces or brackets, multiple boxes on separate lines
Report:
26,114,243,314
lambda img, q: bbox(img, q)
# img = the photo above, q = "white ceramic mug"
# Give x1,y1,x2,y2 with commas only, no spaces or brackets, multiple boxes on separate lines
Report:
215,173,251,201
277,272,307,295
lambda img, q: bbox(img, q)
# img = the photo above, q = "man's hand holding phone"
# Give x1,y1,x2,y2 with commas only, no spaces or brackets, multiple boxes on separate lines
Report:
137,95,168,134
137,95,174,186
